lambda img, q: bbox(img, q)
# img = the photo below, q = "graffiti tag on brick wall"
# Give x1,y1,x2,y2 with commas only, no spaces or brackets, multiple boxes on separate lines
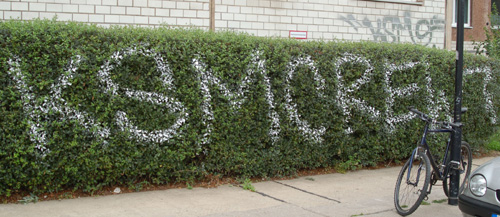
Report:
341,12,445,46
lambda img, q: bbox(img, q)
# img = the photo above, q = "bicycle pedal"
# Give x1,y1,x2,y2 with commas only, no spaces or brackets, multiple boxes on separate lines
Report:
430,172,438,185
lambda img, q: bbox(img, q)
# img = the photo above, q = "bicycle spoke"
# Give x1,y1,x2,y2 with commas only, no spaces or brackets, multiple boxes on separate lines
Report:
395,154,430,216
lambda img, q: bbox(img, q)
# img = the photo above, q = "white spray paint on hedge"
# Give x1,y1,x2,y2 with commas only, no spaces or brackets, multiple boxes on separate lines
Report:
335,53,379,133
7,48,498,154
383,61,422,132
7,46,188,154
8,58,51,154
284,56,326,142
97,46,188,144
465,67,497,124
193,51,281,144
50,55,111,142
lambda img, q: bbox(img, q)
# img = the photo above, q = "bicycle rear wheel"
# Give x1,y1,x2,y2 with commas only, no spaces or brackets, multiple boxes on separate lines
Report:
443,141,472,197
394,152,431,216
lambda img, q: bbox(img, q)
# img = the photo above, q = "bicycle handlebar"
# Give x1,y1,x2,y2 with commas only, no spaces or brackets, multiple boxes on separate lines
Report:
436,121,463,128
407,106,463,128
408,106,432,122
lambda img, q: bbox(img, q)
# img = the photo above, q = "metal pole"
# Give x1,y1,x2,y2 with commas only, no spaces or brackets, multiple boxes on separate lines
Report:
449,0,465,206
209,0,215,31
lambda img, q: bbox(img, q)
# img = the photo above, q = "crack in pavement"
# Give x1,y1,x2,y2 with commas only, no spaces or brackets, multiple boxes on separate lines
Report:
239,186,287,203
358,208,395,216
273,180,342,203
239,183,336,217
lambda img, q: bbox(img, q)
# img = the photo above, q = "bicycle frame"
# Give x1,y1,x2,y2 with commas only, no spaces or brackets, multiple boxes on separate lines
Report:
395,107,469,216
406,121,453,185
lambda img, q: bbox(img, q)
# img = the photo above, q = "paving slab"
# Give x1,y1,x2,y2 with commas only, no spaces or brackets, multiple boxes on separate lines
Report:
0,156,496,217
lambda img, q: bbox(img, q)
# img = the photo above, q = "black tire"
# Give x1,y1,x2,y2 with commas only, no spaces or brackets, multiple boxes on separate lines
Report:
394,152,431,216
443,141,472,197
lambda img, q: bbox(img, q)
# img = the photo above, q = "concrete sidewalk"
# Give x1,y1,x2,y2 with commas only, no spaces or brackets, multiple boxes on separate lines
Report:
0,156,496,217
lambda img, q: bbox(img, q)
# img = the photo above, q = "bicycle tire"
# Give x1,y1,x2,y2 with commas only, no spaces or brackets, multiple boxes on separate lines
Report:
394,152,431,216
443,141,472,197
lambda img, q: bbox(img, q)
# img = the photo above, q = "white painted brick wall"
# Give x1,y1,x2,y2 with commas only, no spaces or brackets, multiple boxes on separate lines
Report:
135,16,148,24
118,15,132,23
56,12,72,20
184,10,196,18
5,11,21,19
89,14,104,22
23,11,40,20
30,2,47,11
156,8,169,17
94,5,107,14
141,8,155,16
47,4,63,12
0,2,11,11
190,2,203,10
63,4,78,13
118,0,132,7
177,2,189,10
126,7,140,15
87,0,101,6
149,1,162,8
73,13,88,22
79,5,95,13
110,6,125,14
12,2,29,11
0,0,446,48
53,0,70,4
162,1,176,9
103,0,117,6
197,10,208,18
215,20,227,28
104,14,119,23
40,12,55,19
170,9,183,17
177,18,190,25
71,1,86,5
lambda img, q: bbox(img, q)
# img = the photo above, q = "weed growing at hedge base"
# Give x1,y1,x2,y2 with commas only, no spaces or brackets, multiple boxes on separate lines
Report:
240,178,256,192
17,193,39,204
487,128,500,151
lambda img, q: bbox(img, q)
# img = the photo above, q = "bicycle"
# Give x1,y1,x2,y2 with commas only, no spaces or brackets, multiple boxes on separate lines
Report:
393,106,472,216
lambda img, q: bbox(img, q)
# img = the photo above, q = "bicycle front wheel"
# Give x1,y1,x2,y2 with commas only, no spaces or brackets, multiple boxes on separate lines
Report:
443,141,472,197
394,152,431,216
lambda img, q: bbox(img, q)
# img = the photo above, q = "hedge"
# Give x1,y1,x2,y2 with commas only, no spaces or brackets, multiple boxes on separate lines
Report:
1,19,499,196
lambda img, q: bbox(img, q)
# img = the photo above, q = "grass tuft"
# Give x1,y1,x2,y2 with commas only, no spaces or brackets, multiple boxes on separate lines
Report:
487,128,500,151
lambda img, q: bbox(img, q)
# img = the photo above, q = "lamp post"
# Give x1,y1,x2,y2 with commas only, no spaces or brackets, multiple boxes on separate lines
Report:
449,0,465,206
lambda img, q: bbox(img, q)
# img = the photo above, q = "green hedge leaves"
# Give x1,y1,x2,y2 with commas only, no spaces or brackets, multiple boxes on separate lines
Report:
1,19,499,196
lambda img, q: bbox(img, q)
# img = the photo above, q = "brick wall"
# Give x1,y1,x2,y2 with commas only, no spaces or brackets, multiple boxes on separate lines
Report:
215,0,446,49
1,0,446,48
1,0,211,28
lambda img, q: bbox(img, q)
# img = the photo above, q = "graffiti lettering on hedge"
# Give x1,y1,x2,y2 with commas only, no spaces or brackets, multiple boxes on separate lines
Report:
193,51,282,144
340,12,445,46
465,67,498,124
8,47,189,155
7,48,497,154
98,47,188,144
